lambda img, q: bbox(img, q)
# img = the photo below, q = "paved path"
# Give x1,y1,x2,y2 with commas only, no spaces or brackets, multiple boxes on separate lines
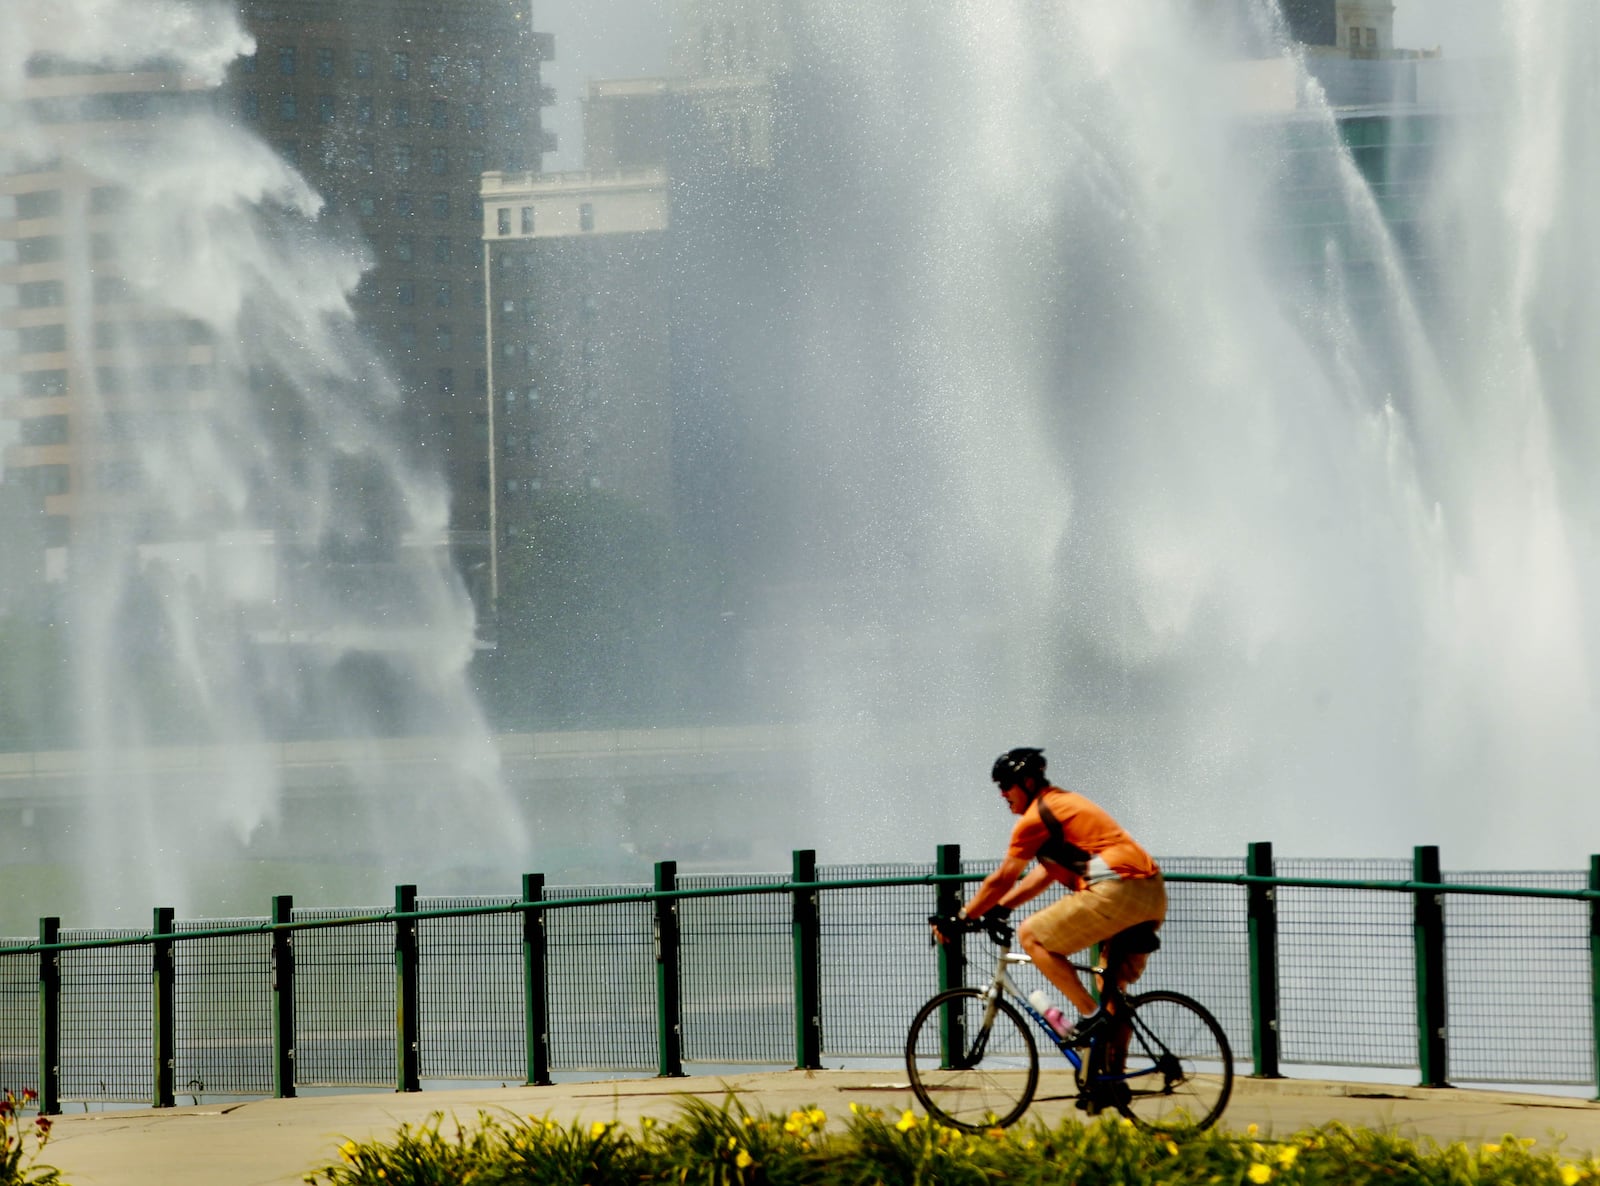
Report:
36,1071,1600,1186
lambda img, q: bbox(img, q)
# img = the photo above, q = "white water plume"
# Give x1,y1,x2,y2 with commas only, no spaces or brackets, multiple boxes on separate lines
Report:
0,0,527,919
757,0,1600,866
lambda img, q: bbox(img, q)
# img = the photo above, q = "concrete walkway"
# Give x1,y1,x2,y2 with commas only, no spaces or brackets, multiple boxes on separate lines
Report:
36,1071,1600,1186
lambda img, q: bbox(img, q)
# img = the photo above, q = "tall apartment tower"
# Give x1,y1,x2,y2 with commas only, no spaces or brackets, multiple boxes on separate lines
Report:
231,0,557,582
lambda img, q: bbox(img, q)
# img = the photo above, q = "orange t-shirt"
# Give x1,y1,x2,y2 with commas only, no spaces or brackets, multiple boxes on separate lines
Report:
1005,786,1159,890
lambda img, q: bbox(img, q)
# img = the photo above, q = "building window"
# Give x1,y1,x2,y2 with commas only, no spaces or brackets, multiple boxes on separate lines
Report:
430,99,448,129
280,140,300,165
429,146,448,175
435,283,452,308
317,94,335,123
437,367,454,392
278,46,297,76
18,324,67,353
392,51,411,81
21,415,69,446
30,465,70,497
238,90,259,120
465,56,483,85
278,93,297,121
21,370,68,396
435,324,454,351
473,368,487,393
396,191,415,216
1365,27,1378,48
466,148,486,175
352,49,372,78
428,55,448,84
466,103,485,130
397,281,416,306
497,207,512,235
431,191,451,219
239,51,257,74
432,235,451,263
579,202,594,231
520,206,533,233
501,299,516,314
315,47,335,78
355,142,374,170
19,280,64,308
394,144,412,173
358,192,378,216
395,236,414,261
398,323,417,350
355,95,373,125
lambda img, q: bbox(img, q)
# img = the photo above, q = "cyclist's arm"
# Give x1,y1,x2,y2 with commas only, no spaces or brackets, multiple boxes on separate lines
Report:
998,863,1058,910
961,854,1031,919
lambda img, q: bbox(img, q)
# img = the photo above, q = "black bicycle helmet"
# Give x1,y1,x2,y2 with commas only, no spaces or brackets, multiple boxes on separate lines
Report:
991,747,1046,792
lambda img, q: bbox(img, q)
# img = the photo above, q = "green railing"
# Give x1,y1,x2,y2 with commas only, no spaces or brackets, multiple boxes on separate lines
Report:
1,843,1597,1114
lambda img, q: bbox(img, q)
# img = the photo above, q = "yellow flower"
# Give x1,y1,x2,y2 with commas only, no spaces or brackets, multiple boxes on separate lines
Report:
337,1141,359,1164
807,1107,827,1128
1277,1145,1299,1168
1560,1165,1581,1186
1165,1140,1180,1157
985,1126,1006,1140
1482,1143,1502,1156
590,1121,611,1139
1247,1123,1259,1137
735,1148,754,1169
642,1116,656,1130
726,1135,738,1149
1248,1164,1273,1184
849,1102,861,1115
896,1110,919,1132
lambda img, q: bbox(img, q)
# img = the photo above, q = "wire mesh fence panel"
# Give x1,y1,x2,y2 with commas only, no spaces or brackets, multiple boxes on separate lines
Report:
0,944,36,1095
418,898,522,1083
818,863,941,1059
1143,858,1252,1067
1444,870,1592,1087
546,886,656,1071
174,920,273,1100
293,910,394,1089
680,874,791,1065
59,930,150,1104
1277,859,1415,1069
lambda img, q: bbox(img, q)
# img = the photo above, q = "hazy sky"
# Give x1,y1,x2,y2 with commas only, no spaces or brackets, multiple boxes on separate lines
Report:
532,0,1504,170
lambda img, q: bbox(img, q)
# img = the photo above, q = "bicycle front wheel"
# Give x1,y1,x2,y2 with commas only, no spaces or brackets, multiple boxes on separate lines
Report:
905,988,1038,1131
1111,990,1233,1133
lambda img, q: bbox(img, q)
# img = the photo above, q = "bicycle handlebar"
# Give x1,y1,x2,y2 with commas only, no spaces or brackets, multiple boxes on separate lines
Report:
927,911,1014,946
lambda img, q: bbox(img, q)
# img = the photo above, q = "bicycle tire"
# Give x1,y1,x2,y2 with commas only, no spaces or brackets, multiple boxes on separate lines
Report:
905,988,1039,1131
1108,990,1233,1133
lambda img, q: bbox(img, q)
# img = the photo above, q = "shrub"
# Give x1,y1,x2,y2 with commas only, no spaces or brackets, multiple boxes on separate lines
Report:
0,1090,63,1186
303,1097,1600,1186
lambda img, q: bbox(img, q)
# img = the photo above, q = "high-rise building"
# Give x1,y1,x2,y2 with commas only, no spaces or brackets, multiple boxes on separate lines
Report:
229,0,557,587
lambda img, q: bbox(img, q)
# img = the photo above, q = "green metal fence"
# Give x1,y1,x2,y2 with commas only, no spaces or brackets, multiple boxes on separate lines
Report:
1,843,1597,1113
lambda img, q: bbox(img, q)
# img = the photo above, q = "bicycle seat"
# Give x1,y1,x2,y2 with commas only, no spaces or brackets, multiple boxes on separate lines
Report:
1111,920,1161,955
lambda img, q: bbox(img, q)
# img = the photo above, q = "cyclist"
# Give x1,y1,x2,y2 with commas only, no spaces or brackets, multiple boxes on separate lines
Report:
949,747,1166,1046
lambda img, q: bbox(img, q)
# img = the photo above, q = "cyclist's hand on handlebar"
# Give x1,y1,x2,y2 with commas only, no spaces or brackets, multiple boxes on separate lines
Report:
927,914,970,945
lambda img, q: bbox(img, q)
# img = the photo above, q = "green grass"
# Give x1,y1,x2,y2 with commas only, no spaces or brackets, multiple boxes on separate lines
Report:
301,1098,1600,1186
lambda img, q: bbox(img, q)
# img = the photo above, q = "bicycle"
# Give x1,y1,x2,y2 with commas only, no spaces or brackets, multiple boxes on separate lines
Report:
905,914,1233,1134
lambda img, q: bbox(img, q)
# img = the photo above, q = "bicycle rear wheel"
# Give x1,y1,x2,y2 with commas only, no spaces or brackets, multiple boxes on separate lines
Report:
1110,990,1233,1133
905,988,1038,1131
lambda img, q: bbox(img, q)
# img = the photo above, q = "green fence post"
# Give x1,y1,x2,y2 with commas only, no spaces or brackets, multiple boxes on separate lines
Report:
1413,845,1449,1088
38,917,60,1117
654,861,685,1078
270,895,295,1099
152,907,176,1108
522,873,552,1087
1589,855,1599,1102
791,849,823,1070
394,885,421,1093
1247,841,1282,1078
935,844,965,1068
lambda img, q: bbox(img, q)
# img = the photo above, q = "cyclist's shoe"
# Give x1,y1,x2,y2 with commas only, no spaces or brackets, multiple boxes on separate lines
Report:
1063,1010,1110,1047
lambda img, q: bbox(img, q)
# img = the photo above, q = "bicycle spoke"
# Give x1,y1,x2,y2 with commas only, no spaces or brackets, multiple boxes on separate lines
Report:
906,988,1038,1131
1109,991,1233,1133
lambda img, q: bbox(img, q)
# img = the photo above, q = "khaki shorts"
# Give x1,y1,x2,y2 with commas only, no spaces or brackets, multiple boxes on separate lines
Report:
1025,874,1167,983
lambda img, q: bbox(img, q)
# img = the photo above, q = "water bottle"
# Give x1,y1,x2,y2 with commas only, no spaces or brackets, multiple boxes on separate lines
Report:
1027,990,1067,1036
